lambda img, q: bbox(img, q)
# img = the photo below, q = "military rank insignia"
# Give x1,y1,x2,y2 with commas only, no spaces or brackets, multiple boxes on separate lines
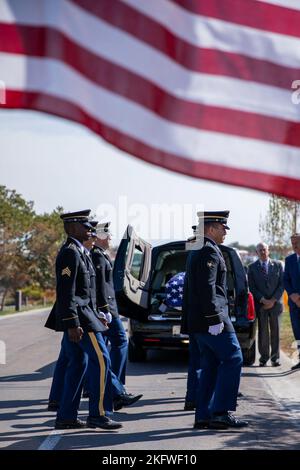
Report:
207,261,214,268
61,267,71,277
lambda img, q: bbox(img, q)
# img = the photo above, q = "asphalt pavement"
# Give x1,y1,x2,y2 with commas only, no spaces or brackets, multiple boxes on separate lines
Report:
1,309,300,450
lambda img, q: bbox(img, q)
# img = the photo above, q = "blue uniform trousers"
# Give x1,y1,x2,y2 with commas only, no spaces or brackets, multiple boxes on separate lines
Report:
49,336,125,405
49,338,69,403
103,316,128,385
192,331,243,421
185,335,201,403
56,331,113,421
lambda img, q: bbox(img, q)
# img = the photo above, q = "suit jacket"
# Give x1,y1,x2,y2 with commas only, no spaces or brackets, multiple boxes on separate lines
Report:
91,246,119,317
45,238,106,332
183,237,234,333
284,253,300,310
248,258,284,315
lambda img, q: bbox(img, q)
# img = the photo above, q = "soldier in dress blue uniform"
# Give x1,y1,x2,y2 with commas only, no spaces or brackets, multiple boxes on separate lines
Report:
47,221,141,413
91,222,143,410
181,226,201,411
45,210,122,430
183,211,248,429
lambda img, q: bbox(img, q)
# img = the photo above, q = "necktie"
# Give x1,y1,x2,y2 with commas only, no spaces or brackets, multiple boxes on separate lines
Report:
261,261,268,278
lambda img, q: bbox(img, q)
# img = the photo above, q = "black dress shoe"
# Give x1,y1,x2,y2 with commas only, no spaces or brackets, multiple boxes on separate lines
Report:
209,412,249,429
87,416,123,430
291,361,300,370
271,361,281,367
184,401,196,411
48,400,60,412
113,393,143,411
259,361,267,367
55,418,86,429
193,420,209,429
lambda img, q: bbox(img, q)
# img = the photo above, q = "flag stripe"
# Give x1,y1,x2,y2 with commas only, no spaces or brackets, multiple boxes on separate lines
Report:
1,26,300,148
1,21,299,126
170,0,300,38
256,0,300,11
3,0,300,78
73,0,300,72
5,89,300,200
1,0,300,199
2,55,300,180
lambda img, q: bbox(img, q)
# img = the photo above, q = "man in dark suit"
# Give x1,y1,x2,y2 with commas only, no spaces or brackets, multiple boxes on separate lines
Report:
248,243,284,367
45,210,122,430
91,222,142,410
284,233,300,370
184,211,248,430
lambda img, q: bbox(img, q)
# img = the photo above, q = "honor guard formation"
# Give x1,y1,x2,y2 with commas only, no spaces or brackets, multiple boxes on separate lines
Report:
45,208,300,431
45,210,142,430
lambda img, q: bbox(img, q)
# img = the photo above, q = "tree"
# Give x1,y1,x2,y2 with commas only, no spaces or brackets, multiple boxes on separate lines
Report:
259,195,300,256
0,186,66,309
26,207,65,290
0,186,35,309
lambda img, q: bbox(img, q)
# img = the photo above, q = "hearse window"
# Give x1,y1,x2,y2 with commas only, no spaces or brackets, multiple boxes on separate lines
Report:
152,250,188,292
130,245,143,280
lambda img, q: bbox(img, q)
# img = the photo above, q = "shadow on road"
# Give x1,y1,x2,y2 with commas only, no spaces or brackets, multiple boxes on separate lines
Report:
242,366,300,378
4,397,300,451
0,362,56,382
127,349,189,377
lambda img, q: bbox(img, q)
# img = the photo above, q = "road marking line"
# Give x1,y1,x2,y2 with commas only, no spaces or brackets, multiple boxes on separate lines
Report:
38,430,64,450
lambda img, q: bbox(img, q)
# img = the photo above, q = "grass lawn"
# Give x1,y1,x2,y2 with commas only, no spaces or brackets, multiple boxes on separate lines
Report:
281,309,298,359
0,304,52,317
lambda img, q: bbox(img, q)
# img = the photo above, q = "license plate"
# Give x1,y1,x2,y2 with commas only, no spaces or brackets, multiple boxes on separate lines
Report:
172,325,181,336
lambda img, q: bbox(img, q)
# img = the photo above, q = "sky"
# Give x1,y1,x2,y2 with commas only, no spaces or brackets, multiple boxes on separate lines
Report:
0,109,270,246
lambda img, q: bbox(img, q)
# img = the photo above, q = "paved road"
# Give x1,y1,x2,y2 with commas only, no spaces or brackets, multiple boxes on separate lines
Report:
1,310,300,450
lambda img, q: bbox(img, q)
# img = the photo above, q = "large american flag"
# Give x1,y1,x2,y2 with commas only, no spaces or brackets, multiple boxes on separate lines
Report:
1,0,300,198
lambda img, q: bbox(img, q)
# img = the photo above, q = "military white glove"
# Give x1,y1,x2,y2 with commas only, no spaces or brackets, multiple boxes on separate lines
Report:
208,322,224,336
105,312,112,323
97,311,106,320
98,311,112,323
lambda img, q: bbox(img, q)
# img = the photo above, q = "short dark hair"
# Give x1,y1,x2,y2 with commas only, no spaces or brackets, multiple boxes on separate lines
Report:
204,222,219,233
64,221,76,235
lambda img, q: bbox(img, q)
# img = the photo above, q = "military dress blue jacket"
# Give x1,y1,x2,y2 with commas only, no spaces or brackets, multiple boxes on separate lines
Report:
183,237,234,334
91,246,119,318
284,253,300,310
45,238,105,333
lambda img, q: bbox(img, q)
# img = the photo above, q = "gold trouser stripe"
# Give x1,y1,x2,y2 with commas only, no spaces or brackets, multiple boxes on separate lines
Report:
88,332,106,416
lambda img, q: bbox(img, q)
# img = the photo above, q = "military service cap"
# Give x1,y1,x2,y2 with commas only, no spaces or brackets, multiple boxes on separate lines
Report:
90,220,99,238
186,225,198,242
60,209,94,229
95,221,112,236
197,211,230,230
